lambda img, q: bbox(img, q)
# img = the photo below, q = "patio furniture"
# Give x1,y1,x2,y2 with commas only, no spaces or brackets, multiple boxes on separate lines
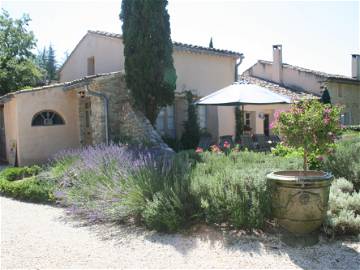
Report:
219,135,234,148
198,134,213,150
269,135,281,147
240,135,256,150
254,134,271,152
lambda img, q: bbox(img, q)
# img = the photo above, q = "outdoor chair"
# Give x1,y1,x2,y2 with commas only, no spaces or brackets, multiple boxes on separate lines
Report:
254,134,272,152
240,135,256,151
198,134,213,150
268,135,281,148
219,135,234,149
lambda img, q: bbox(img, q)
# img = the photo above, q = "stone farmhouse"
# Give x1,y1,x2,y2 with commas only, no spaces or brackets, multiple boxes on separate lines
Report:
0,30,244,166
242,45,360,134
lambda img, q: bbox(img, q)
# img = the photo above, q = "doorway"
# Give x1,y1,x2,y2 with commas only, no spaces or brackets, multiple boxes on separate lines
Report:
264,114,270,137
0,105,6,162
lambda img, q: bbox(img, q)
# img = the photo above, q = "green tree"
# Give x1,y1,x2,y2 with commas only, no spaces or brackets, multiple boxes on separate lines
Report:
209,37,213,48
0,9,43,94
120,0,177,125
46,44,57,81
320,87,331,104
181,91,200,149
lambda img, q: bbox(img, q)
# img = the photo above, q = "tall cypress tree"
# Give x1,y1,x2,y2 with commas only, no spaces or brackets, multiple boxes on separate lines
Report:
46,45,57,81
120,0,177,125
209,37,213,48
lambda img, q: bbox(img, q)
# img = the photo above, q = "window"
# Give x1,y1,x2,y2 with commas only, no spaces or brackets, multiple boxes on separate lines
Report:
245,112,251,127
32,111,65,126
198,106,207,129
155,106,176,137
340,112,352,126
338,86,343,97
166,105,175,137
87,56,95,76
155,108,165,135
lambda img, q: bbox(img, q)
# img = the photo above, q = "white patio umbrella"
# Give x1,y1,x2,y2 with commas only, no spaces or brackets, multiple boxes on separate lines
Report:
195,83,291,106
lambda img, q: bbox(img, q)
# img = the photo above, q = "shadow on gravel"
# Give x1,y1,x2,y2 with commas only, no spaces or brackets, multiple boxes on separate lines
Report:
55,212,359,269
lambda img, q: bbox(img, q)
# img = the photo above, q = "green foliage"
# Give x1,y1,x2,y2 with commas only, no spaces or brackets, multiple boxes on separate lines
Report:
272,100,342,170
234,106,244,142
324,178,360,235
0,9,44,94
0,176,55,203
271,143,322,170
1,165,41,181
191,151,302,229
181,91,200,150
320,88,331,104
123,153,199,232
120,0,177,125
322,136,360,191
46,45,57,81
209,37,213,48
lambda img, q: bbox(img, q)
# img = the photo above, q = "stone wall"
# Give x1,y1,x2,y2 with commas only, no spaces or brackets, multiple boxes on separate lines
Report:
77,72,168,148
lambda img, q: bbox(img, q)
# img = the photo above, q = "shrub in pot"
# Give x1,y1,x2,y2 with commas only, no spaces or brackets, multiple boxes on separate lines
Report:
268,99,342,236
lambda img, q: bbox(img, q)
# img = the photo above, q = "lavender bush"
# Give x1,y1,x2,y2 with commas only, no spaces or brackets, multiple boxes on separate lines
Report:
52,143,178,224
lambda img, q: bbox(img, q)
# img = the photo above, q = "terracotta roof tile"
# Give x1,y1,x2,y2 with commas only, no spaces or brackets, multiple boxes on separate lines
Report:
239,74,318,101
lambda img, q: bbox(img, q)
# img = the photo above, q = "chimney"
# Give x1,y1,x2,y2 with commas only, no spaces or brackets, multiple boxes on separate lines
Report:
351,54,360,79
272,45,283,84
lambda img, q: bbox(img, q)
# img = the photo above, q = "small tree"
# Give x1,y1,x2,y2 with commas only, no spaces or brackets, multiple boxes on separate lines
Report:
181,91,200,149
320,87,331,104
272,99,342,171
120,0,177,125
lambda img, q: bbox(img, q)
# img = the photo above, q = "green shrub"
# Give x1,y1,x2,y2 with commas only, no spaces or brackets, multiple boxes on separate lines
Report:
1,165,41,181
322,137,360,191
324,178,360,235
0,176,55,203
191,151,302,229
123,153,200,232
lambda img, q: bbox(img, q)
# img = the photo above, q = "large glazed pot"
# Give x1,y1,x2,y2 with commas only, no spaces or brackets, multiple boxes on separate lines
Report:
267,170,333,234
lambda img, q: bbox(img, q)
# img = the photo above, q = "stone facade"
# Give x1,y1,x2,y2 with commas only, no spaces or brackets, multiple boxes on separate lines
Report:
77,72,167,148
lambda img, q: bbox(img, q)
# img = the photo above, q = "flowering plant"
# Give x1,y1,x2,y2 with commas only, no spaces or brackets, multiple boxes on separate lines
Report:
271,99,342,171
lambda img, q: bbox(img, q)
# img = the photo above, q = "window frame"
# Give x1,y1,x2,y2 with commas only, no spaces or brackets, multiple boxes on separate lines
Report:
31,110,65,127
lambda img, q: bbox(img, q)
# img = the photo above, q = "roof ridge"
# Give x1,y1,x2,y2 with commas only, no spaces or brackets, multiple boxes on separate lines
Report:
88,29,243,57
257,59,358,81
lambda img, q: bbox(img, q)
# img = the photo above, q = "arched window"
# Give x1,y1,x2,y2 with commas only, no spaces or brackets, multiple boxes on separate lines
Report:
31,111,65,126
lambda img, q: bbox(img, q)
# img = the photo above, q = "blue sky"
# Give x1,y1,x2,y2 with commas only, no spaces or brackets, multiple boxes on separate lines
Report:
1,0,359,76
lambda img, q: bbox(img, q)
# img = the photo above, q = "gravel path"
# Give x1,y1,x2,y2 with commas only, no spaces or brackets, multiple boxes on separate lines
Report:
1,196,359,269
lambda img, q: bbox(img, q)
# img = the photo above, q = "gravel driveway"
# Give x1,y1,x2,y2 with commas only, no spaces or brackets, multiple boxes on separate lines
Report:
1,196,359,269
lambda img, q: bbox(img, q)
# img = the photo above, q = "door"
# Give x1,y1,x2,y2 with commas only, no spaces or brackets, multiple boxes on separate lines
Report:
264,114,270,137
0,106,6,161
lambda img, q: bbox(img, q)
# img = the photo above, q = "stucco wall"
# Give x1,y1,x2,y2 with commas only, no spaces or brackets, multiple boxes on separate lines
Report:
60,33,125,82
59,33,238,141
14,88,81,165
172,51,236,139
326,81,360,125
3,98,18,164
248,62,323,95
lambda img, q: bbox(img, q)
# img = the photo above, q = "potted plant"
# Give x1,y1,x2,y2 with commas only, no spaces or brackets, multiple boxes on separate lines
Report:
267,99,342,237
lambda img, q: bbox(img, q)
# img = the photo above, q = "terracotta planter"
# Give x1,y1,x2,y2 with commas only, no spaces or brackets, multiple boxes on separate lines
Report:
267,170,333,234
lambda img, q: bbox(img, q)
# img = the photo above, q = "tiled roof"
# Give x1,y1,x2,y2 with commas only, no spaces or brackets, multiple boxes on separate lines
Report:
88,30,243,58
258,60,359,82
0,72,123,103
239,74,318,101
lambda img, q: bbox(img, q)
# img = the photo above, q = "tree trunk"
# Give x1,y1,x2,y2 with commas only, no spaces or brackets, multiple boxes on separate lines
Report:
303,148,308,172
